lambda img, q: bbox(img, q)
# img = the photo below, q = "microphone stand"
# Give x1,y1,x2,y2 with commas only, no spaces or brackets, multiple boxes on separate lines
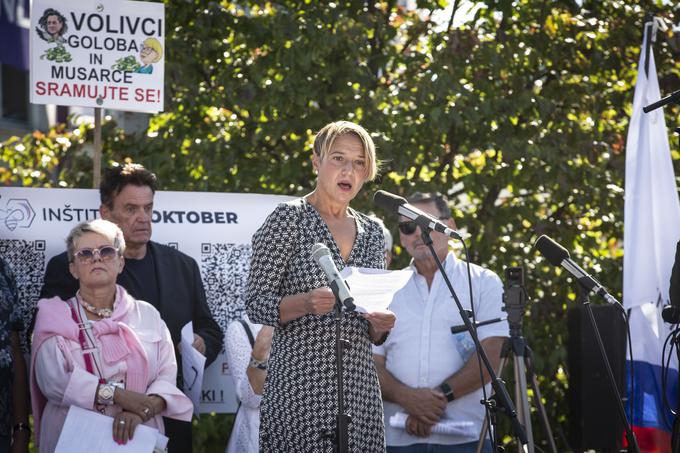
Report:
643,88,680,113
420,230,528,450
578,294,639,453
329,295,351,453
451,316,507,335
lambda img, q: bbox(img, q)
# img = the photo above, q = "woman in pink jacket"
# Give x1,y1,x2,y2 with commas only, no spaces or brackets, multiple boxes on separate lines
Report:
31,219,192,452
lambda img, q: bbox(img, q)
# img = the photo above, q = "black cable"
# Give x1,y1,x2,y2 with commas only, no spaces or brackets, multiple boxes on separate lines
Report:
661,327,680,429
660,330,672,416
611,301,638,449
663,331,676,428
459,239,497,450
613,304,634,426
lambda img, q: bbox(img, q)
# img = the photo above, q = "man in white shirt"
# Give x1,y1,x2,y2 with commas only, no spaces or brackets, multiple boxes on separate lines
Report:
373,192,509,452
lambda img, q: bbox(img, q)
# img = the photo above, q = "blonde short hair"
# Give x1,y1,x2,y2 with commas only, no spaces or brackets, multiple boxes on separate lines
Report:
313,121,379,181
66,219,126,262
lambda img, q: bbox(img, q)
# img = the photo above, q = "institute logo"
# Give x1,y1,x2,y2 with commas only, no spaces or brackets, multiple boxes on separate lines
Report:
0,198,37,231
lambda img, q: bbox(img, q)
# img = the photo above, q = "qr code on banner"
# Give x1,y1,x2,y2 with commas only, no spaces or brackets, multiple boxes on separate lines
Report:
200,243,252,339
0,239,46,350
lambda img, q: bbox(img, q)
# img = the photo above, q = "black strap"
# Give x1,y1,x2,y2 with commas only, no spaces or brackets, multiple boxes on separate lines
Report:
239,319,255,348
234,319,255,417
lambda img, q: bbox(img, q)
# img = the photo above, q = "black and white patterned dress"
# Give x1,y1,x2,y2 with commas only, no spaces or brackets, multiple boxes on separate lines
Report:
246,198,387,453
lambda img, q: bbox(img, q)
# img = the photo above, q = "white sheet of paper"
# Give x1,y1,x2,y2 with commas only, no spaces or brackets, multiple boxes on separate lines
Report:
389,411,476,436
181,321,206,415
55,405,167,453
339,267,413,313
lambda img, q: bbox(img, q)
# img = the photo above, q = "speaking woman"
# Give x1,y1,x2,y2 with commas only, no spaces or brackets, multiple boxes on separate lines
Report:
31,219,192,452
246,121,396,452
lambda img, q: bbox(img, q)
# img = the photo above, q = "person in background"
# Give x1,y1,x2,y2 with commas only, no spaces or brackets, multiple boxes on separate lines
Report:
373,192,508,453
0,258,29,453
224,314,273,453
671,240,680,451
40,163,223,452
246,120,396,451
31,219,192,452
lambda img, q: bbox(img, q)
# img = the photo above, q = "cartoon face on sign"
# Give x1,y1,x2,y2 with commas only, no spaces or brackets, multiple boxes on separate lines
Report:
35,8,72,63
135,38,163,74
36,8,68,43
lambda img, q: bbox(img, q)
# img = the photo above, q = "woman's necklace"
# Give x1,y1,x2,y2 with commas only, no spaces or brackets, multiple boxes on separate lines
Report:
76,291,114,318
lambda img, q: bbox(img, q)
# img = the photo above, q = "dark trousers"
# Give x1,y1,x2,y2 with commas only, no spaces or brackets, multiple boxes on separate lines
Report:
0,434,9,453
164,417,192,453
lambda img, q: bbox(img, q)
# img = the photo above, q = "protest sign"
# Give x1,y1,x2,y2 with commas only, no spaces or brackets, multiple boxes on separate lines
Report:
30,0,165,112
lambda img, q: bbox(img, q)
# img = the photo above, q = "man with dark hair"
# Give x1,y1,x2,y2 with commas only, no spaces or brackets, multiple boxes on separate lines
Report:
40,162,222,452
373,192,508,452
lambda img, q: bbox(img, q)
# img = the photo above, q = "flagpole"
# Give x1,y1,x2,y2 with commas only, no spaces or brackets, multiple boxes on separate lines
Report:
643,14,653,77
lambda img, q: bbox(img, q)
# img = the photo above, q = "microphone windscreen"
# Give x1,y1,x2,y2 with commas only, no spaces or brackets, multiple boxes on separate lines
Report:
311,243,330,263
373,190,407,212
535,235,570,266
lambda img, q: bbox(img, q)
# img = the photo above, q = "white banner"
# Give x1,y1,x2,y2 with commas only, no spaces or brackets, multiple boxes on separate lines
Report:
30,0,165,112
0,187,291,413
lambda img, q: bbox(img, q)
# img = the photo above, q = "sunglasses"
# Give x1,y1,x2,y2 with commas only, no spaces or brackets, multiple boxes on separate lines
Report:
398,217,451,235
74,246,118,263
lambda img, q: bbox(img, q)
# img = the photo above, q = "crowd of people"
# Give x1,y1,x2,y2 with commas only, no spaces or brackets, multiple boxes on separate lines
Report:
1,120,512,453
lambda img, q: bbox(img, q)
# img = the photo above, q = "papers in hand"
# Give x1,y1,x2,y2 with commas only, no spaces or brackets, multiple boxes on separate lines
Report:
55,406,168,453
389,412,475,437
339,267,413,313
181,321,206,415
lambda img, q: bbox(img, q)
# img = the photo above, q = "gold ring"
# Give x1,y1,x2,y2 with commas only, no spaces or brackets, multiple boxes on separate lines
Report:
143,408,151,416
119,420,126,425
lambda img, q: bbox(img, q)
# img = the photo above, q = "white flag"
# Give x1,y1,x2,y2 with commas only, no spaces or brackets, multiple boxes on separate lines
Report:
623,26,680,443
623,31,680,310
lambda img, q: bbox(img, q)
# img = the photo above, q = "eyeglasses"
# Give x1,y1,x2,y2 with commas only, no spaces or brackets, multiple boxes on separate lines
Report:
73,246,118,263
398,217,451,235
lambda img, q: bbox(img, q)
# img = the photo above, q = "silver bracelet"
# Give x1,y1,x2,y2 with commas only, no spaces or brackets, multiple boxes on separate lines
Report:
248,355,268,370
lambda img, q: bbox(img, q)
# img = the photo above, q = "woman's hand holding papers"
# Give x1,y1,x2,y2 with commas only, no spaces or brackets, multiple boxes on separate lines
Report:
363,310,396,343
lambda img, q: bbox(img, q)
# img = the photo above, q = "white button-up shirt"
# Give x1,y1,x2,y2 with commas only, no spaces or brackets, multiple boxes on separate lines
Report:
374,251,509,446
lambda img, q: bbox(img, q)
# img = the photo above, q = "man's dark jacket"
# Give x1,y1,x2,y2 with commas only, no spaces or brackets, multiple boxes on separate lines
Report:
39,241,223,367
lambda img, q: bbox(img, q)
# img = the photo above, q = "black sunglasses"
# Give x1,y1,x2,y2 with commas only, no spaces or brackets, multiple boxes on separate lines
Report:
74,246,118,263
398,217,450,235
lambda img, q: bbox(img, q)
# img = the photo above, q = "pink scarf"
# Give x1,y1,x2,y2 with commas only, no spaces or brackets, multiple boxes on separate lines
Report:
30,285,150,441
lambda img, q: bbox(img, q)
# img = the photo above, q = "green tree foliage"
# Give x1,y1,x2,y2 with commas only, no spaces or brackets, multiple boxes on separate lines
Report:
4,0,680,450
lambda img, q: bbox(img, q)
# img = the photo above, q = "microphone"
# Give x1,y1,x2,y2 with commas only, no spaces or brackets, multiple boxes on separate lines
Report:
534,235,619,305
373,190,462,240
311,243,355,311
662,305,680,324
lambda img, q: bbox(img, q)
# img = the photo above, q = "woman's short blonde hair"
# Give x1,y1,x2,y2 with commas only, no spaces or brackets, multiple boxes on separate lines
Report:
313,121,379,181
66,219,126,262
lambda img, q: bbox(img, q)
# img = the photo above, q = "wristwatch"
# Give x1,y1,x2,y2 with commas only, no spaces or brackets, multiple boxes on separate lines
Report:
97,381,125,405
248,355,268,370
438,382,455,402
